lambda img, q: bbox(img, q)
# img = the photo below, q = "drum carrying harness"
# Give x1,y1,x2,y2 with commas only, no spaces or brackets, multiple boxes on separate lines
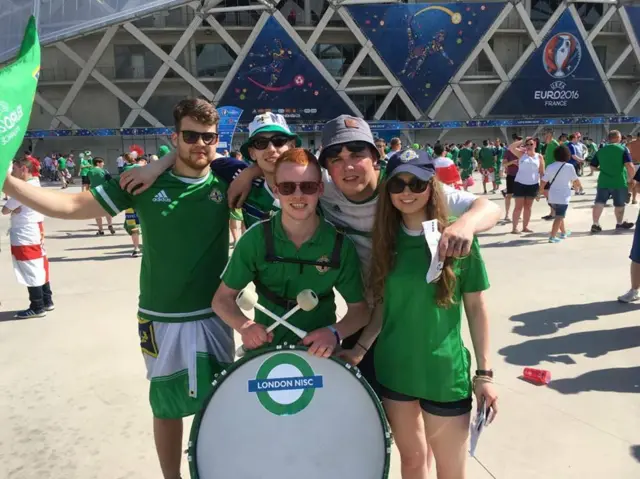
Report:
253,219,344,310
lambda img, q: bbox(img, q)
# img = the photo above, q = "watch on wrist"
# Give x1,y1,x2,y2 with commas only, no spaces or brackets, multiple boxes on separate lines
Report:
475,369,493,378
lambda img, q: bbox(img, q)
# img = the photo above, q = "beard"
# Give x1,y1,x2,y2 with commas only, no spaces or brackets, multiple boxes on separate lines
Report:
178,149,213,171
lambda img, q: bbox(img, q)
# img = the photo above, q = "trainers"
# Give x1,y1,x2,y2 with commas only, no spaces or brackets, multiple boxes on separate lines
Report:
548,237,561,243
618,289,640,303
14,308,47,319
108,225,116,235
591,224,602,233
559,231,571,239
43,303,55,312
132,249,141,258
96,230,105,236
541,215,554,221
616,221,634,230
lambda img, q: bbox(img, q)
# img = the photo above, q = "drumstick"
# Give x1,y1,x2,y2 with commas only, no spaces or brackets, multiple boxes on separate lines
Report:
265,304,304,334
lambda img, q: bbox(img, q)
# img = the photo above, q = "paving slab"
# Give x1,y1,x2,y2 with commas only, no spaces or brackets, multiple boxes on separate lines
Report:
1,174,639,478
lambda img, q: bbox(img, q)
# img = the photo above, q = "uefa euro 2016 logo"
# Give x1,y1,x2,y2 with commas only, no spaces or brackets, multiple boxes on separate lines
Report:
543,32,582,79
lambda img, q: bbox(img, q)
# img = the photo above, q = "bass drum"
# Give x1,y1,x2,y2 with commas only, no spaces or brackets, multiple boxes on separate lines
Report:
189,345,391,479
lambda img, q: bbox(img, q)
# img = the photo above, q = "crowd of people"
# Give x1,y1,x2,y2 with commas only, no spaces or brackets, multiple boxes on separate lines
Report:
3,101,640,478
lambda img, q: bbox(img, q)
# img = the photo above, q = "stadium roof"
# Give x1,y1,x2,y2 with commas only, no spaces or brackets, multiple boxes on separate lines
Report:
0,0,190,63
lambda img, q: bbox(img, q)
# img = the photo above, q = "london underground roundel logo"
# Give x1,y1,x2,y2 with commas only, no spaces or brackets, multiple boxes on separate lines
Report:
543,32,582,79
248,353,324,416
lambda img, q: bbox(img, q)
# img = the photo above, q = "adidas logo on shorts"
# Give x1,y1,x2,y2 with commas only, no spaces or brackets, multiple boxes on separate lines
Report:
152,190,172,203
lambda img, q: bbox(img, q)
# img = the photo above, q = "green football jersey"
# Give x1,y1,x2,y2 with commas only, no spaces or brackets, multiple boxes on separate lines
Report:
544,139,559,166
87,167,108,188
479,147,496,169
222,212,364,346
91,170,230,322
242,182,281,228
57,157,67,170
80,159,93,176
375,232,489,402
596,144,629,189
450,147,459,162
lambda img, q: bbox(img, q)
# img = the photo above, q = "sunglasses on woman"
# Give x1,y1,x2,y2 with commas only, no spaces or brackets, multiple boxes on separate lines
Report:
276,181,321,196
181,130,219,145
525,141,535,147
387,176,430,194
249,135,292,150
323,141,371,160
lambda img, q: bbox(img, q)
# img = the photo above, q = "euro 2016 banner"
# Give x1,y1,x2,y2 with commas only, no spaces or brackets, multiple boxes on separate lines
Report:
0,17,40,188
219,17,350,122
348,3,505,113
491,10,616,116
216,106,243,154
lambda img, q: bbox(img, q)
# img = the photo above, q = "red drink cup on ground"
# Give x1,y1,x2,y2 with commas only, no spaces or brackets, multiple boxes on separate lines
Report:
523,367,551,385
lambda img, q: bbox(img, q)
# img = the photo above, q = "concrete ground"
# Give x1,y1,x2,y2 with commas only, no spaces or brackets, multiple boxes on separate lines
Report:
1,174,639,478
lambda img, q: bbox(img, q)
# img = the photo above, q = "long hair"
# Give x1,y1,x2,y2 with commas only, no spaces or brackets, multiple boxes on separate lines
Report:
369,177,457,308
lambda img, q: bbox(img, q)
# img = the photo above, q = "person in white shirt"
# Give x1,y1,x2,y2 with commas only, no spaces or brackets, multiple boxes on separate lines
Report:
116,154,126,173
1,157,55,318
509,137,545,234
539,145,583,243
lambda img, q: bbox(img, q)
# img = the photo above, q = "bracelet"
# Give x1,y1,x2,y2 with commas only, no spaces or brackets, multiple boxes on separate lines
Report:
356,341,369,352
327,325,341,345
472,375,494,388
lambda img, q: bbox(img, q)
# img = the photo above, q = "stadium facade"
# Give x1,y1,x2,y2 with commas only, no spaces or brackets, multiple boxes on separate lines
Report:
3,0,640,164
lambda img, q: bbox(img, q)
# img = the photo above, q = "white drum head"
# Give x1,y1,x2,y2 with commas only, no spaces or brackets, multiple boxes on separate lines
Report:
190,346,390,479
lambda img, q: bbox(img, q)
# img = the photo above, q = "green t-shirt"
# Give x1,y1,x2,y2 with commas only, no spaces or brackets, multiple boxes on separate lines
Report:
375,232,489,402
242,182,281,228
479,147,496,169
596,143,630,189
458,148,474,169
91,170,230,322
587,143,598,159
544,139,559,167
57,157,67,170
221,212,364,346
80,159,93,176
496,147,504,162
87,167,108,188
123,163,139,172
450,147,459,162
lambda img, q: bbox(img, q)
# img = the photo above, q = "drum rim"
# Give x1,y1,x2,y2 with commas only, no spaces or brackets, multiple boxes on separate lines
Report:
188,344,392,479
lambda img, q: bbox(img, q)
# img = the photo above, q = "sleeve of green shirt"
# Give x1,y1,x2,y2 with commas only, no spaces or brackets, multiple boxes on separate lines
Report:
333,235,365,304
90,177,134,216
459,238,490,293
220,226,261,290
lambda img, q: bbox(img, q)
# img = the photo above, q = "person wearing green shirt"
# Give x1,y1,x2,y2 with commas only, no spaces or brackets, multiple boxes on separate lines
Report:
590,129,636,233
345,150,497,478
2,98,238,479
479,140,497,194
458,141,475,191
79,152,93,192
585,137,599,177
57,155,69,189
449,143,459,164
212,148,370,356
542,129,561,220
87,157,115,235
495,141,504,187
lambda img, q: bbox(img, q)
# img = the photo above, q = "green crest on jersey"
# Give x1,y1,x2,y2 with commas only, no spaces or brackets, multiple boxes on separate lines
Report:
249,353,323,416
209,188,224,203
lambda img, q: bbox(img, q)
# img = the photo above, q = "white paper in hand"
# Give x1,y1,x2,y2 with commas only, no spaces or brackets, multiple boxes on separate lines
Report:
469,398,487,457
423,220,443,283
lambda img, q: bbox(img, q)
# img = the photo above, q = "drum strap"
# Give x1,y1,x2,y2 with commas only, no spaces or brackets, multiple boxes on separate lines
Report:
254,219,343,310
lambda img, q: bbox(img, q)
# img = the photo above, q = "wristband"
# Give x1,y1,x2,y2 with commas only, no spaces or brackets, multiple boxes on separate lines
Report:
356,341,369,352
327,325,341,345
475,369,494,378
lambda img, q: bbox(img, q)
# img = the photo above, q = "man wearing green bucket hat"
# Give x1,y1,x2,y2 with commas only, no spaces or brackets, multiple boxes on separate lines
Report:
122,112,301,228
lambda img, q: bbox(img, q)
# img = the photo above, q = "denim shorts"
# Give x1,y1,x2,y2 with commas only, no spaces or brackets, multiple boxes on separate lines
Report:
549,203,568,218
630,213,640,263
595,188,626,207
380,385,472,417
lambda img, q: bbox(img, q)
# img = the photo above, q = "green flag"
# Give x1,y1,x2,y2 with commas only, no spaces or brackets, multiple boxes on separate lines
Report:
0,16,40,188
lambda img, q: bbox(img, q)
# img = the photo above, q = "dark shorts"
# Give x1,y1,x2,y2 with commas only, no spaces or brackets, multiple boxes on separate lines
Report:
380,386,472,417
81,175,90,185
549,203,568,218
595,187,626,207
630,213,640,263
513,181,539,198
341,332,381,397
505,175,516,195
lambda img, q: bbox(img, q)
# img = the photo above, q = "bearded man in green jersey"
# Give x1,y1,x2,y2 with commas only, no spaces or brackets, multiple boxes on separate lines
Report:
2,98,237,479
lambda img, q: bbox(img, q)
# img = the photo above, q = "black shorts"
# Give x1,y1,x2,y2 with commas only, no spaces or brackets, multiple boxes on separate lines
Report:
513,181,539,198
81,176,91,185
342,332,381,397
505,175,516,195
380,386,472,417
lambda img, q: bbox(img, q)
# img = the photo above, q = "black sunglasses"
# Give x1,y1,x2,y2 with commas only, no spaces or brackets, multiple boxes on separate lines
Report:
387,176,430,194
250,135,292,150
276,181,321,196
323,141,370,160
181,130,219,145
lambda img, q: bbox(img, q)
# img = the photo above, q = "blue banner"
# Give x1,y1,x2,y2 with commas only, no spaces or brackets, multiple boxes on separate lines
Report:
491,10,616,116
216,105,242,153
218,17,349,121
626,6,640,47
348,3,505,114
248,376,324,393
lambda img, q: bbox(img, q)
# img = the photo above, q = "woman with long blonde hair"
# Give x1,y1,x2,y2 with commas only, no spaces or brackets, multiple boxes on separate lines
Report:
357,149,498,479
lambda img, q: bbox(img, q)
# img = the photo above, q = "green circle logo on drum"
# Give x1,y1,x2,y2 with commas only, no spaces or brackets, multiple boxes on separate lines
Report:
248,353,324,416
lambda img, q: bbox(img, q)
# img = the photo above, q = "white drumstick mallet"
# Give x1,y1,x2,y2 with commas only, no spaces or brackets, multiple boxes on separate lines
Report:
235,289,319,357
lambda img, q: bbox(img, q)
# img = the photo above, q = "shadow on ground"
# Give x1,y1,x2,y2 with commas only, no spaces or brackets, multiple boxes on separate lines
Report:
66,244,130,251
498,325,640,366
509,300,640,336
49,253,135,262
631,445,640,463
549,366,640,394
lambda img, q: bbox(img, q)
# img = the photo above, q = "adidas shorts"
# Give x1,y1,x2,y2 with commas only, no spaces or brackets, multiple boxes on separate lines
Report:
138,316,235,419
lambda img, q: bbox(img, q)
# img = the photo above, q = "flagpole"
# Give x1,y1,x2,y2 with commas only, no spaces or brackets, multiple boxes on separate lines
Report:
32,0,40,28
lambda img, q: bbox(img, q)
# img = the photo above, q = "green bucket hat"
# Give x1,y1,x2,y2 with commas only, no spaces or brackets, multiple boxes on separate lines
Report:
157,145,171,158
240,112,301,161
